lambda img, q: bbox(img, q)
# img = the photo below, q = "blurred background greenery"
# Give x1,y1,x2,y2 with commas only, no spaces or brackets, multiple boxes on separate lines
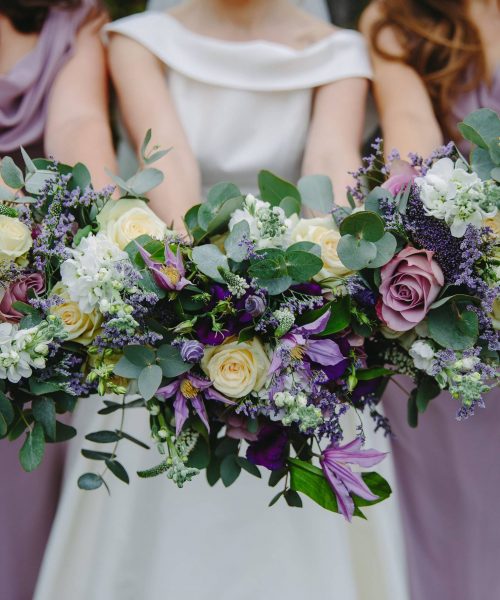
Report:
104,0,147,20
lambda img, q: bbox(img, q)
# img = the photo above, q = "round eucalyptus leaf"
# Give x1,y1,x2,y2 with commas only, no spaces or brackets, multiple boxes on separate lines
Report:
337,235,377,270
366,232,397,268
428,305,479,350
339,211,385,242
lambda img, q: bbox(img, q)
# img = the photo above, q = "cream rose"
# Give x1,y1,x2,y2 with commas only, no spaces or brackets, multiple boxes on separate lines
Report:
51,283,102,345
201,337,270,399
290,216,351,280
0,216,32,262
97,198,167,250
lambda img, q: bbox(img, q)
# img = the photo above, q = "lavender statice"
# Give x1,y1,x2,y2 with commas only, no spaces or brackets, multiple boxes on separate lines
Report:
347,276,376,307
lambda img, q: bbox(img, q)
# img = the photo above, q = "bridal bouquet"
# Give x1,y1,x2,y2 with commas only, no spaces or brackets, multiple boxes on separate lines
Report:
0,138,391,521
340,108,500,425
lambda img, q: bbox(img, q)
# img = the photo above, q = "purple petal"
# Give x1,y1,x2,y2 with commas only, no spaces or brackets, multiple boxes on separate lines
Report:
324,439,386,468
187,374,213,390
135,242,157,269
321,459,355,521
156,380,180,398
305,339,344,367
204,387,235,405
292,310,330,336
173,392,189,436
326,460,379,502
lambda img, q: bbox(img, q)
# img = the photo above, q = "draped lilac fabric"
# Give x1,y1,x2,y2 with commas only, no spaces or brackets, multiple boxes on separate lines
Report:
0,5,92,600
384,379,500,600
0,0,93,155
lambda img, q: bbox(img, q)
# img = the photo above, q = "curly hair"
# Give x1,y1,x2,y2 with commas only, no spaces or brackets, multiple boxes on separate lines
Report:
369,0,496,140
1,1,84,33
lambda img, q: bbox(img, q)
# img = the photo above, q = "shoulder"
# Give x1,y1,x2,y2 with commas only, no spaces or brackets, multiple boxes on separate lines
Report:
359,0,405,57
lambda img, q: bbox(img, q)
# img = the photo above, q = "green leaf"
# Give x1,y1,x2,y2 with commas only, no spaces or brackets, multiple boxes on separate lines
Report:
225,220,250,262
470,147,497,181
85,430,120,444
29,380,63,396
53,421,77,443
105,459,129,484
337,235,378,270
407,390,419,428
354,472,392,508
366,232,397,269
20,147,36,175
198,183,243,233
19,423,45,472
0,411,7,438
220,454,241,487
255,275,293,295
356,367,395,380
32,397,56,441
78,473,103,491
82,449,114,461
113,356,143,379
236,456,261,478
258,170,301,206
268,468,287,487
123,345,156,367
297,174,334,213
364,187,393,214
138,364,163,401
206,457,221,486
248,252,288,280
191,244,229,283
340,211,385,242
416,376,442,412
428,303,479,350
1,157,24,189
215,437,240,458
491,167,500,182
318,296,351,335
73,224,93,247
285,250,323,282
157,345,192,377
269,490,285,507
117,430,150,449
187,435,210,469
0,391,15,428
126,168,164,196
0,185,16,202
184,204,203,241
458,109,500,151
24,169,56,195
286,241,322,256
284,489,303,508
71,163,91,191
279,195,301,217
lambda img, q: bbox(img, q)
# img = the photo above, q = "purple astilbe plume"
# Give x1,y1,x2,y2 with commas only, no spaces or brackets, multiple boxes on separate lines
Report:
269,311,345,375
246,422,289,471
136,242,191,291
320,438,386,521
156,373,233,435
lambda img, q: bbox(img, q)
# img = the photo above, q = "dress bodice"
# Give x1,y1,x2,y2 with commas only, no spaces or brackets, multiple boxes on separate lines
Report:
105,12,372,196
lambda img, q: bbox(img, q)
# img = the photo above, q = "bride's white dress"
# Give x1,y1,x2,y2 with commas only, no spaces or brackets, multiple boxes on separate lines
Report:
35,13,408,600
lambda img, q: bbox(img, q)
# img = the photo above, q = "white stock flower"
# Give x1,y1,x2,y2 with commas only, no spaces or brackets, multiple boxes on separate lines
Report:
409,340,435,374
60,233,128,313
415,157,497,237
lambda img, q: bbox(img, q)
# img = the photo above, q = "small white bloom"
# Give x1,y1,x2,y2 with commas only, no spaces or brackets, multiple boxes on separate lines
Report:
409,340,436,374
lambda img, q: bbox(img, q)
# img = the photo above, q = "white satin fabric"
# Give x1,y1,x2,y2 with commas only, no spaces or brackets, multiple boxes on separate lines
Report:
35,11,408,600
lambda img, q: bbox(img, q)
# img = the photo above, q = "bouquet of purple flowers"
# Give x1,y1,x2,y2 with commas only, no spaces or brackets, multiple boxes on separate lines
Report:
0,138,391,521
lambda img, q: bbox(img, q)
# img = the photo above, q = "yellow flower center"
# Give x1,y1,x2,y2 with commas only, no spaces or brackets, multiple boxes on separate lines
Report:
180,379,198,399
161,265,181,285
290,345,306,360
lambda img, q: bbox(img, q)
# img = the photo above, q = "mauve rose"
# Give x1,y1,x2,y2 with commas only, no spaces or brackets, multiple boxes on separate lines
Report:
0,273,45,323
226,415,259,442
378,246,444,332
382,160,417,196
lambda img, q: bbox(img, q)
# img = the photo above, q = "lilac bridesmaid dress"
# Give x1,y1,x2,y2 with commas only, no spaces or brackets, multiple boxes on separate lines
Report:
0,3,93,599
384,69,500,600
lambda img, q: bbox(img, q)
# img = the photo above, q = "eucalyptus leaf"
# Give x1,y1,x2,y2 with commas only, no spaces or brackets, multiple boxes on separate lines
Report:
279,195,301,217
286,241,321,257
224,220,250,262
0,185,16,202
471,147,497,181
19,423,45,472
0,157,24,189
337,236,378,270
123,345,156,367
24,169,55,195
71,163,91,191
85,430,121,444
366,232,397,269
126,168,164,196
220,454,241,487
236,456,261,478
340,211,385,242
78,473,103,491
254,275,293,295
105,459,130,484
32,397,56,441
157,345,192,377
20,147,37,175
191,245,229,283
428,303,479,350
113,356,143,379
198,192,244,234
297,174,334,213
458,108,500,151
0,391,14,428
138,364,163,401
416,377,441,412
258,170,301,206
285,250,323,282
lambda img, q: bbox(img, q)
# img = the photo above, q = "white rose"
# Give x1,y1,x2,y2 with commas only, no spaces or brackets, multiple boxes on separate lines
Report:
290,216,351,279
50,283,102,346
201,337,271,399
97,198,167,250
409,340,435,374
0,215,32,262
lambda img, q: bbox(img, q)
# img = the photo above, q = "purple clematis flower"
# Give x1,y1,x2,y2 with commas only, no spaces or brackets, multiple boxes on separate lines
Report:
156,373,233,435
246,423,289,471
136,242,191,291
269,311,345,375
320,438,386,521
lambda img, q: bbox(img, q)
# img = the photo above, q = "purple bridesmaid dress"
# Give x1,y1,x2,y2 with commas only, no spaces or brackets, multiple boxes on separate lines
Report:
0,2,94,599
384,70,500,600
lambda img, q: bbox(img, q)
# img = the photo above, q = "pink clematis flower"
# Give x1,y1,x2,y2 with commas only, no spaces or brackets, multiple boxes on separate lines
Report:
156,373,233,435
136,242,191,291
320,438,386,522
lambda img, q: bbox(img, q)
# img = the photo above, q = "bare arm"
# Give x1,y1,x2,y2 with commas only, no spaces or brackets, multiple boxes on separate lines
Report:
108,34,200,228
302,77,369,207
360,2,443,159
44,13,116,190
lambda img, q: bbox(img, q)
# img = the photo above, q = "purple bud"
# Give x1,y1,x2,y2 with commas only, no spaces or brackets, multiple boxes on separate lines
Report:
245,295,266,318
180,340,204,363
